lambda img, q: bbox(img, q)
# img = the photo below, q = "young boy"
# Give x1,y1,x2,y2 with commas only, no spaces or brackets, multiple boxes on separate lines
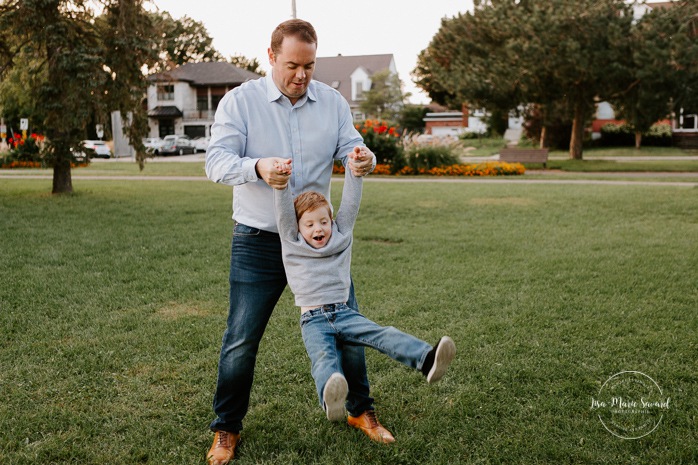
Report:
272,148,456,443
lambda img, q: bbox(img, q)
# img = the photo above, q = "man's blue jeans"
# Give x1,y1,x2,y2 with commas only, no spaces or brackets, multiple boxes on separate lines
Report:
300,303,432,410
210,224,374,432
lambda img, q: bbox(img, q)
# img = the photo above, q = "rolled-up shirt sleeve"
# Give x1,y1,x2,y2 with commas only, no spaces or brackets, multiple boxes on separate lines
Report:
334,98,364,166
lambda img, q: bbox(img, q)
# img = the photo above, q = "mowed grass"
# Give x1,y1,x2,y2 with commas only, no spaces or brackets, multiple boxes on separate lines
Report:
1,178,696,464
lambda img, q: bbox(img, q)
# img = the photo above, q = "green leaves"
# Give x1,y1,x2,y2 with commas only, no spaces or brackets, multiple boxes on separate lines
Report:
0,1,162,190
414,1,698,156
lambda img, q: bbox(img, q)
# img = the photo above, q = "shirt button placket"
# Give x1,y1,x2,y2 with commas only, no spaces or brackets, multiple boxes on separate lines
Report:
290,108,302,188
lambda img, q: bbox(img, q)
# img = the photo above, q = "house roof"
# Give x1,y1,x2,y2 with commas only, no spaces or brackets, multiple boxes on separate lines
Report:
313,54,395,104
149,62,261,86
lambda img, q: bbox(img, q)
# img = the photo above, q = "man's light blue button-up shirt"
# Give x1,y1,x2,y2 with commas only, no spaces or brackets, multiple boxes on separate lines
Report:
205,74,364,233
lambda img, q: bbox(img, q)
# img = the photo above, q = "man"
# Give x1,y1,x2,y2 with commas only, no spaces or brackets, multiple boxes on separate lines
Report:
204,19,390,465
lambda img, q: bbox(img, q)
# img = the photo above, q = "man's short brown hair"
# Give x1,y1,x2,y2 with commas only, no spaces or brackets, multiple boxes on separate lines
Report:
294,191,331,222
270,19,318,55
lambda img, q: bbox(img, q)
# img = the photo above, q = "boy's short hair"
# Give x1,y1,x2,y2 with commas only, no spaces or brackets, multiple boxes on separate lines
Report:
271,19,317,55
294,191,331,221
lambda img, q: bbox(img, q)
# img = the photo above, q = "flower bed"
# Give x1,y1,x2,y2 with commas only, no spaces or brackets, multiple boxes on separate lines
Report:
1,160,43,169
333,161,525,177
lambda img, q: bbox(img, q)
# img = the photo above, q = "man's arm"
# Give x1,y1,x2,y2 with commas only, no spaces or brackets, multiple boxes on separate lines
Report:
204,91,291,188
204,92,258,186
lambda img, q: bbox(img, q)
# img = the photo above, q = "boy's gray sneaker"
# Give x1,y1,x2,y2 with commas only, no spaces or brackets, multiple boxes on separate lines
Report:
323,372,348,421
427,336,456,383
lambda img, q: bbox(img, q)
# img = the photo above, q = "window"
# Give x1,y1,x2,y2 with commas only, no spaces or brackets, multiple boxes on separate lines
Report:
212,95,224,111
197,96,209,111
354,81,364,100
157,84,174,101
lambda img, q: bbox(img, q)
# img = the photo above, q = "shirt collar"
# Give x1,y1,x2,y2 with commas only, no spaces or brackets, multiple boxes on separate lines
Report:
265,74,283,102
265,73,317,105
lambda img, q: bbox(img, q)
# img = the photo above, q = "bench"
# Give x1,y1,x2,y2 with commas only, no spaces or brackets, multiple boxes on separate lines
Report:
499,148,549,168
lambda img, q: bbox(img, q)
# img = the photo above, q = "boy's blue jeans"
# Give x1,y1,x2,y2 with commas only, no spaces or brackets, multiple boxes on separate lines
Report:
300,303,432,410
210,224,374,433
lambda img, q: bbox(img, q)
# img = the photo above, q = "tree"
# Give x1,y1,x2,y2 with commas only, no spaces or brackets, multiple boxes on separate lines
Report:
0,0,158,193
671,2,698,115
358,69,406,121
227,54,266,76
99,1,159,170
414,0,636,159
413,7,523,125
611,3,698,150
398,104,429,134
0,44,48,134
148,11,223,72
147,12,265,77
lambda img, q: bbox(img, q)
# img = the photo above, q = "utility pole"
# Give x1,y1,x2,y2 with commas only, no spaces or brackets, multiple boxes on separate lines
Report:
292,0,296,18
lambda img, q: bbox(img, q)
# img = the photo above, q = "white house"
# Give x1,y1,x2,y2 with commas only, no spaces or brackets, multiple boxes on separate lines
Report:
313,54,397,121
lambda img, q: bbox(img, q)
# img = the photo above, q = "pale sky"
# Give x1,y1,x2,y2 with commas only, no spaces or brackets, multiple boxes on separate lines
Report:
151,0,474,104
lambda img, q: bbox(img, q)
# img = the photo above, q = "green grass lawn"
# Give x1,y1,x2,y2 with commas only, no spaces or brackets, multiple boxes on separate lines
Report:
1,178,696,464
551,146,698,158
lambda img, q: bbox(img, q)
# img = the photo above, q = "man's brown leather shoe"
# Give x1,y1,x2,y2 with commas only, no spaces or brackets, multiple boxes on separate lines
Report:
207,431,240,465
347,410,395,444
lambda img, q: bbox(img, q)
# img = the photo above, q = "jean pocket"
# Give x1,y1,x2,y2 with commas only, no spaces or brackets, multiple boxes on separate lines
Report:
234,223,261,237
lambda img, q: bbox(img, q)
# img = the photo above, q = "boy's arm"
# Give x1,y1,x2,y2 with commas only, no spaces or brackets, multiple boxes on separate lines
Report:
335,167,363,233
274,186,299,241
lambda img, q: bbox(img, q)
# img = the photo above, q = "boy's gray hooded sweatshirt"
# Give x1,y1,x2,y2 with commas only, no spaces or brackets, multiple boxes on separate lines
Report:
274,169,362,307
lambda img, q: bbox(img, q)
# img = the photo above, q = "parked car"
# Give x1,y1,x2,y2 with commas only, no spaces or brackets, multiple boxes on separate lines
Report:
193,136,211,153
74,140,112,160
158,135,196,156
142,137,164,155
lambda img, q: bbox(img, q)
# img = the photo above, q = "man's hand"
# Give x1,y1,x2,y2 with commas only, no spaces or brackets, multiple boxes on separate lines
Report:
348,146,375,177
256,157,292,189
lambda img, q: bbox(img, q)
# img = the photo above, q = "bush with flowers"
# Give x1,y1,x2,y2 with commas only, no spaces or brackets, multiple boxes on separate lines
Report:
355,119,405,172
334,127,525,177
1,133,45,168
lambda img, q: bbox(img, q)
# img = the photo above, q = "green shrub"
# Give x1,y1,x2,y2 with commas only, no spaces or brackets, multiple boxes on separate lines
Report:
404,144,459,171
599,123,672,147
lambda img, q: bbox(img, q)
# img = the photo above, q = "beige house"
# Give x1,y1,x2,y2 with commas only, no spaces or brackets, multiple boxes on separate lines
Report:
313,54,397,121
146,62,261,139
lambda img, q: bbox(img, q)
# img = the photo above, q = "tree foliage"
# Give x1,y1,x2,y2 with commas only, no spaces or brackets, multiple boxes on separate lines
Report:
414,0,698,158
100,1,160,169
358,69,406,121
148,11,223,73
227,54,266,76
0,0,158,193
609,2,698,149
398,104,429,134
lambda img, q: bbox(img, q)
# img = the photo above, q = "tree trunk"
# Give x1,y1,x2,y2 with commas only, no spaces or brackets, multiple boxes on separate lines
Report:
635,131,642,150
569,103,585,160
52,158,73,194
539,126,547,149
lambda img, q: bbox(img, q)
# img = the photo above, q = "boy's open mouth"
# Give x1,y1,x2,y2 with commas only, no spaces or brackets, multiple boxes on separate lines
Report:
313,234,325,242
